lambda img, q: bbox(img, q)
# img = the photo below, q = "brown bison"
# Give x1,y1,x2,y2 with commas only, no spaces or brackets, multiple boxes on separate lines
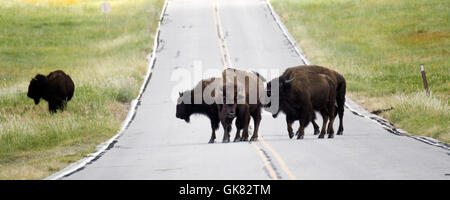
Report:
265,69,337,139
176,77,222,143
27,70,75,114
284,65,346,135
217,68,264,142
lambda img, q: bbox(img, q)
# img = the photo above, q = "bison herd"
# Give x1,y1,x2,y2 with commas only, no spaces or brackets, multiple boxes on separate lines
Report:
176,65,346,143
27,65,346,143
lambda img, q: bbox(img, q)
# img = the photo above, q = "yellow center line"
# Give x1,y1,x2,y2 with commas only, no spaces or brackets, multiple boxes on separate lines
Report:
251,142,279,180
215,2,233,67
212,0,295,180
260,137,296,180
212,0,233,68
212,2,227,67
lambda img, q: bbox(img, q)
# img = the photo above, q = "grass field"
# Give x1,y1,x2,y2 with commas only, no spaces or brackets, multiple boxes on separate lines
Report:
271,0,449,143
0,0,164,179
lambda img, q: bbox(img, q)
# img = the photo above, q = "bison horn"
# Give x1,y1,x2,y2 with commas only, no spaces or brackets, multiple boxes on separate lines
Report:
284,77,295,84
179,92,183,97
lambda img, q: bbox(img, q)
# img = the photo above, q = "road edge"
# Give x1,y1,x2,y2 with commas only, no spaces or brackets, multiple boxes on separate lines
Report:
264,0,449,151
44,0,170,180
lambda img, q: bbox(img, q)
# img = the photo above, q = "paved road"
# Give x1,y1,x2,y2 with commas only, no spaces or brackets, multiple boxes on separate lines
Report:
62,0,449,180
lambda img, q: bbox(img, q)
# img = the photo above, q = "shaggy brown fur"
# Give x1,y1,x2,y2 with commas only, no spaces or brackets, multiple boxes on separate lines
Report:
27,70,75,114
284,65,346,135
217,68,264,142
266,69,337,139
176,77,222,143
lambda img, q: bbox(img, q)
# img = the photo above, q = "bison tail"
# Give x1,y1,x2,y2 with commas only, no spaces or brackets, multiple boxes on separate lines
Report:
336,80,346,118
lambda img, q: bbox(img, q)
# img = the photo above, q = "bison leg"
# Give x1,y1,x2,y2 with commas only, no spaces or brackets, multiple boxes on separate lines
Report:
318,111,328,139
296,104,314,139
337,120,344,135
286,118,295,139
53,97,65,111
336,93,345,135
48,101,57,114
233,114,244,142
222,125,231,143
241,113,251,142
327,103,337,138
233,129,242,142
233,121,241,142
208,120,219,143
296,119,307,140
327,114,336,139
220,119,232,143
219,112,232,143
337,107,344,135
249,108,261,142
311,120,320,135
209,129,216,143
235,105,250,142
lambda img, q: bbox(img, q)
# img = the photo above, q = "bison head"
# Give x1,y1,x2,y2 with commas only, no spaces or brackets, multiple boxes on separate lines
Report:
217,83,245,121
176,92,192,123
264,77,294,118
27,74,46,105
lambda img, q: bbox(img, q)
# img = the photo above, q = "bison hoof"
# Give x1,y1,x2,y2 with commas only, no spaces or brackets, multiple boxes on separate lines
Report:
297,135,304,140
288,133,294,139
337,131,343,135
233,137,241,142
208,139,215,144
250,137,258,142
328,135,334,139
222,139,230,143
240,137,248,142
318,135,325,139
314,130,320,135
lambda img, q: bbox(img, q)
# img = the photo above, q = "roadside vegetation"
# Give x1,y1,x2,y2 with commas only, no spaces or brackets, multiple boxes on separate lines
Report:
272,0,449,143
0,0,164,179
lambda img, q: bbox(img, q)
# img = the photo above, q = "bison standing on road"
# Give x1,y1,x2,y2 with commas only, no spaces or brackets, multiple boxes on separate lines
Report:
27,70,75,114
176,77,222,143
265,69,337,139
217,68,265,142
284,65,346,136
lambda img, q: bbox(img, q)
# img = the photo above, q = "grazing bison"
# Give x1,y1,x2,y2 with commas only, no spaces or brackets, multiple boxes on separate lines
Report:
176,77,222,143
265,69,337,139
284,65,346,135
27,70,75,114
217,68,264,142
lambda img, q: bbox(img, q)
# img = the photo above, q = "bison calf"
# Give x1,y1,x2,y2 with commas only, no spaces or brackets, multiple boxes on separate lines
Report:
218,68,264,142
27,70,75,114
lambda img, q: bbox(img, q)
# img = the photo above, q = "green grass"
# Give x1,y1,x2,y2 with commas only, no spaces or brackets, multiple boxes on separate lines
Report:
271,0,449,143
0,0,164,179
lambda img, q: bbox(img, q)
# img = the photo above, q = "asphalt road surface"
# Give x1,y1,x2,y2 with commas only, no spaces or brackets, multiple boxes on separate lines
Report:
61,0,450,180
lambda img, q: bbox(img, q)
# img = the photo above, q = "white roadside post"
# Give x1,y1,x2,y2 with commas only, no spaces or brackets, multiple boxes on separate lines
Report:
101,1,111,34
420,64,430,96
